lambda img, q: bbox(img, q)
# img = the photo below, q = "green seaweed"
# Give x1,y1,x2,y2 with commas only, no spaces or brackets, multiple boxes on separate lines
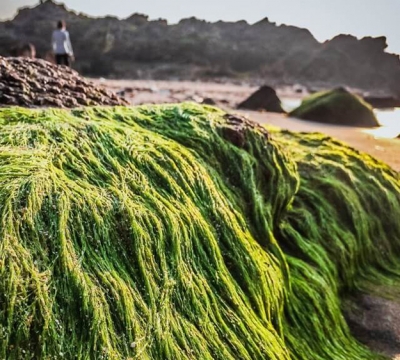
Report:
0,104,399,359
289,88,379,127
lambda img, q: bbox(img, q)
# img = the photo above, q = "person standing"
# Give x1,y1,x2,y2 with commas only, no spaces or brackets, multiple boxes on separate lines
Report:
52,20,74,67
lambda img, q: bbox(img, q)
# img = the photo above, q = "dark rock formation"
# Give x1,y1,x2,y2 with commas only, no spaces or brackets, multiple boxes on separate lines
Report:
1,1,400,97
344,293,400,359
289,88,379,127
201,97,217,105
0,56,128,107
363,96,400,109
10,43,36,58
238,85,285,113
219,113,270,147
293,35,400,99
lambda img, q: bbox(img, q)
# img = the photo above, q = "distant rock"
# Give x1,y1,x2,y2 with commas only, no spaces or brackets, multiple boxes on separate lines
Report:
201,97,217,105
289,88,379,127
126,13,149,27
10,43,36,58
0,56,128,108
0,1,400,98
293,84,306,94
238,86,285,113
293,35,400,99
363,96,400,109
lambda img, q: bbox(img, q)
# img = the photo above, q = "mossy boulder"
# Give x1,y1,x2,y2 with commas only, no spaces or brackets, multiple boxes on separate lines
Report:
238,85,286,113
290,88,379,127
0,104,399,359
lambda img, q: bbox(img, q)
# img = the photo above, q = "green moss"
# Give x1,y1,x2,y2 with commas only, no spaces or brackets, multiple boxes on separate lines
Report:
0,104,399,359
290,88,379,127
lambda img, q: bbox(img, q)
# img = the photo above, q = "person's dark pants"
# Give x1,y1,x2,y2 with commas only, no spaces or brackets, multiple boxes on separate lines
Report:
55,54,70,67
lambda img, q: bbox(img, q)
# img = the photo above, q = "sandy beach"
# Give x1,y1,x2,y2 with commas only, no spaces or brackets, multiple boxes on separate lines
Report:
96,79,400,172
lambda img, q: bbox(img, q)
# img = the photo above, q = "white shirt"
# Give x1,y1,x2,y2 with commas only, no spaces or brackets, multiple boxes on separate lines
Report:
52,29,74,56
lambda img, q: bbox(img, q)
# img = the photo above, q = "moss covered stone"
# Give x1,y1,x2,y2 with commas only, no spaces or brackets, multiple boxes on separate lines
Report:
0,104,399,359
290,88,379,127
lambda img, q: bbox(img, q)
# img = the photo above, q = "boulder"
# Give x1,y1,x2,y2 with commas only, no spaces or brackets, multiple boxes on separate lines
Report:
343,292,400,358
0,56,128,107
201,97,217,105
238,85,285,113
290,88,379,127
363,96,400,109
10,43,36,58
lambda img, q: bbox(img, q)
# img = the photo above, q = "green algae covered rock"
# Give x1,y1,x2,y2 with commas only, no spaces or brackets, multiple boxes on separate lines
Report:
290,88,379,127
0,104,399,359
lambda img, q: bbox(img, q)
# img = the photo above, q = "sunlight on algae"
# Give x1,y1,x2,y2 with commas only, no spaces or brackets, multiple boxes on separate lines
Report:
0,104,399,359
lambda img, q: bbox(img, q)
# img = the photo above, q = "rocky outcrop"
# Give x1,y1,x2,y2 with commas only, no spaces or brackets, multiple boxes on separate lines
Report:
238,85,285,113
289,88,379,127
363,96,400,109
344,292,400,359
10,43,36,58
292,35,400,99
0,56,128,107
201,98,217,105
219,113,270,148
1,1,400,97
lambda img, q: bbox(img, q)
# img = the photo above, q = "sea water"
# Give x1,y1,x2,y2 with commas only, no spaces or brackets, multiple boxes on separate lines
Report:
365,108,400,139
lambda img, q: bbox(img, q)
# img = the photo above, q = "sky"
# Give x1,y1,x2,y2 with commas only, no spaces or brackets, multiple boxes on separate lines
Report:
2,0,400,54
